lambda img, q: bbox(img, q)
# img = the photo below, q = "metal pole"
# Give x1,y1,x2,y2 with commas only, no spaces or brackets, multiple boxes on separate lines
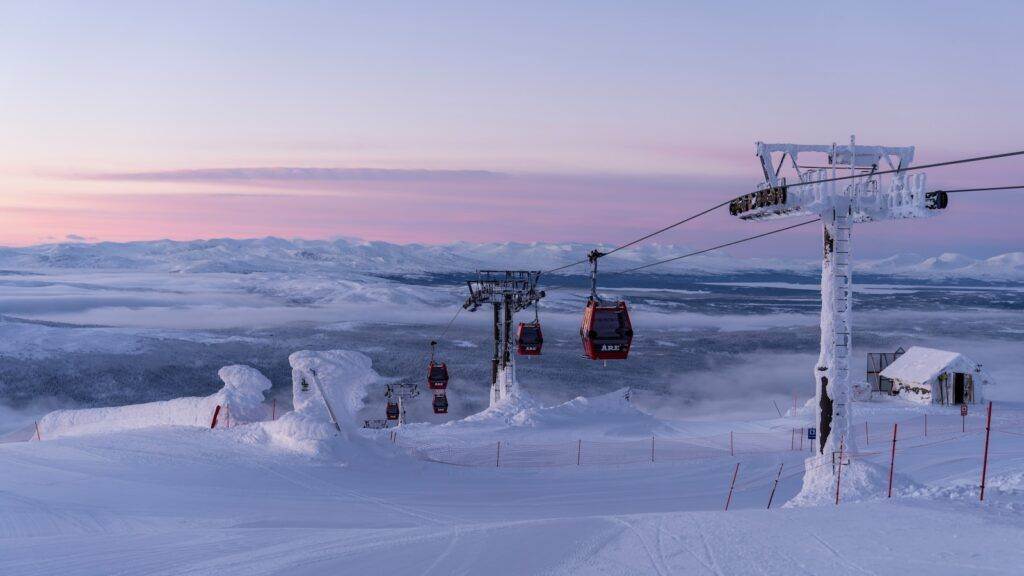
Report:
730,431,734,456
308,369,342,432
924,414,928,437
865,421,869,445
980,401,993,501
651,436,655,463
577,439,582,466
34,421,41,441
888,422,898,498
835,437,845,506
725,463,740,511
496,441,502,468
767,462,784,509
502,294,512,370
271,398,276,421
492,303,500,387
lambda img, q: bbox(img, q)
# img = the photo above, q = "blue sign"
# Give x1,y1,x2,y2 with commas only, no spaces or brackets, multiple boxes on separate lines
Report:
807,428,817,440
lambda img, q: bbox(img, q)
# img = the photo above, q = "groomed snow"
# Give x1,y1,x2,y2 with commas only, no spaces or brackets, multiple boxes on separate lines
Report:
3,351,1024,575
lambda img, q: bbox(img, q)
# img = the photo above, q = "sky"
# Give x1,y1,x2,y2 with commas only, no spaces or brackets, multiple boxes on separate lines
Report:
1,0,1022,258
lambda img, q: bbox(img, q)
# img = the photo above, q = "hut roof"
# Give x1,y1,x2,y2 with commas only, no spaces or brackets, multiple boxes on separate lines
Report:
879,346,969,384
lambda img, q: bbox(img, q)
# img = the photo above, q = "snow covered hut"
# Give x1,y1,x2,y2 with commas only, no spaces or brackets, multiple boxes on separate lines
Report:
879,346,992,405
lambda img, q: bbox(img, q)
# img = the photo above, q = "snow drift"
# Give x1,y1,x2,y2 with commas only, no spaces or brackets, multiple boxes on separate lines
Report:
253,350,385,455
34,365,272,440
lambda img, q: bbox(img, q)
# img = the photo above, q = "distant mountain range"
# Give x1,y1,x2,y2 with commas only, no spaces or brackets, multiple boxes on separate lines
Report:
0,238,1021,281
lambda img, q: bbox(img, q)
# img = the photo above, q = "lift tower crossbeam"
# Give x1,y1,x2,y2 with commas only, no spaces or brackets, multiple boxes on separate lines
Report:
463,270,545,405
730,136,949,460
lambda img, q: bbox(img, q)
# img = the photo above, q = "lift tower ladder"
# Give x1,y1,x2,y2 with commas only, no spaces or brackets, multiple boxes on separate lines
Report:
463,270,545,405
729,136,949,458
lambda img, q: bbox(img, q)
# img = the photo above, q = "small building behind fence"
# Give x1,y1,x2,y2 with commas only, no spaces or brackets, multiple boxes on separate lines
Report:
867,346,905,395
879,346,993,405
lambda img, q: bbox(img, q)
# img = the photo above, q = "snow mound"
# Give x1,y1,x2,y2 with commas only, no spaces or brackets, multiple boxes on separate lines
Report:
250,350,384,456
510,388,646,428
35,365,271,440
288,350,379,429
788,457,907,507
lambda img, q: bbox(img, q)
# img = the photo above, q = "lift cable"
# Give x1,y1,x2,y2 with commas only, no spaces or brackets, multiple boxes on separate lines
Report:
543,199,734,274
771,149,1024,192
541,150,1024,275
598,181,1024,276
611,219,821,275
938,184,1024,194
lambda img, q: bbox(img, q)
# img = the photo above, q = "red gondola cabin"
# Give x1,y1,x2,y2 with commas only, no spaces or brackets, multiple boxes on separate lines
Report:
427,362,449,390
580,300,633,360
516,322,543,356
432,393,448,414
386,401,400,420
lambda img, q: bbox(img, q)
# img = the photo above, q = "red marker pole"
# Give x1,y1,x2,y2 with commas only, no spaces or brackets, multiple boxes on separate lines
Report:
888,423,898,498
271,398,277,421
725,462,740,511
210,405,222,429
980,401,993,502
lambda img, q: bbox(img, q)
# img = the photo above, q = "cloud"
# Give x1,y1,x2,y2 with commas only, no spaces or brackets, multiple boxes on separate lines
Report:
83,167,509,184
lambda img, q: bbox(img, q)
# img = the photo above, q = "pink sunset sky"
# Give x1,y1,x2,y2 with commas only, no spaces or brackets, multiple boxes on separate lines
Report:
2,1,1022,258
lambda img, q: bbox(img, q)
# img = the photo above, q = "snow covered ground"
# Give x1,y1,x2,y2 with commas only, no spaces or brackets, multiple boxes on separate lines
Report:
3,351,1023,575
1,240,1023,574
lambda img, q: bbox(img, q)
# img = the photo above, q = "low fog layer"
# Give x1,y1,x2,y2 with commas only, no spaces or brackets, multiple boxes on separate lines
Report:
1,265,1021,425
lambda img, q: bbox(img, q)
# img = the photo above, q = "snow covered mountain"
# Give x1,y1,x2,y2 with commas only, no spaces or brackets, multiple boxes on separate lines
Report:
0,238,1021,281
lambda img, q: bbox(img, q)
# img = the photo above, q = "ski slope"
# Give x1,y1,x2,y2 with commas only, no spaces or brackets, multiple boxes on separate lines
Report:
2,351,1023,575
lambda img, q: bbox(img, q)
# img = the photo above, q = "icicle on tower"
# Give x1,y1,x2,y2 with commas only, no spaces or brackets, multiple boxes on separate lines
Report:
729,137,949,456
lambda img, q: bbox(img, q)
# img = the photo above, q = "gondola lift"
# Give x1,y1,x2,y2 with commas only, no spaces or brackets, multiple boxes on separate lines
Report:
580,250,633,361
427,340,449,390
385,401,400,420
516,302,544,356
432,392,448,414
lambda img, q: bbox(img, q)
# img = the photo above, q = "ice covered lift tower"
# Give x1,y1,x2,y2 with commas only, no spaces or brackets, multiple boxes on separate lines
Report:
463,270,545,406
730,137,949,456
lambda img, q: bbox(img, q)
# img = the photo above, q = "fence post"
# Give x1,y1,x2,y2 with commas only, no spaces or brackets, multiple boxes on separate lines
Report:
34,421,42,441
725,462,740,511
767,462,784,509
496,441,502,468
651,436,655,463
888,422,898,498
210,404,222,429
834,436,845,506
730,431,734,456
980,401,993,501
577,439,582,466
